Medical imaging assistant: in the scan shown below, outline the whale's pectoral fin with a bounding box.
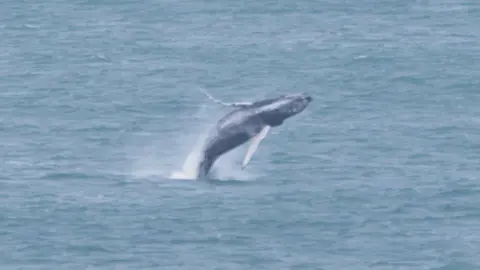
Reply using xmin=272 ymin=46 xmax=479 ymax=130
xmin=242 ymin=125 xmax=271 ymax=169
xmin=200 ymin=88 xmax=253 ymax=108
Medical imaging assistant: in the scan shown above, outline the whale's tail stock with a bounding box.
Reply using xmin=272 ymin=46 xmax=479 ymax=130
xmin=196 ymin=155 xmax=214 ymax=180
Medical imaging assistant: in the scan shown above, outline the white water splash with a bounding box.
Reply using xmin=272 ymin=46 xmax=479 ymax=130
xmin=169 ymin=133 xmax=207 ymax=180
xmin=128 ymin=100 xmax=261 ymax=182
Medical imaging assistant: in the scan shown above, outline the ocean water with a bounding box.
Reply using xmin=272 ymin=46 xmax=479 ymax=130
xmin=1 ymin=0 xmax=480 ymax=269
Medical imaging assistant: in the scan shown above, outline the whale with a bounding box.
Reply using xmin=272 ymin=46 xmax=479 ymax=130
xmin=195 ymin=89 xmax=313 ymax=179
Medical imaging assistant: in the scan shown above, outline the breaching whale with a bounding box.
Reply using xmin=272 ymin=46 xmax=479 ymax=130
xmin=195 ymin=89 xmax=312 ymax=179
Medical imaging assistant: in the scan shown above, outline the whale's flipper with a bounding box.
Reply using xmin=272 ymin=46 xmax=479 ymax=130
xmin=200 ymin=88 xmax=253 ymax=108
xmin=242 ymin=125 xmax=271 ymax=169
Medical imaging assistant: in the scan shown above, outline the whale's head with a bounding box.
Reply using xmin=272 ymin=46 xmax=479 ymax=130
xmin=257 ymin=93 xmax=312 ymax=127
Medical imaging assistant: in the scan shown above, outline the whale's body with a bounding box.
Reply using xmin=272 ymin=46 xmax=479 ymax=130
xmin=195 ymin=91 xmax=312 ymax=179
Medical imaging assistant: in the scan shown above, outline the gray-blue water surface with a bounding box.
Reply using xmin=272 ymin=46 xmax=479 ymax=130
xmin=1 ymin=0 xmax=480 ymax=269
